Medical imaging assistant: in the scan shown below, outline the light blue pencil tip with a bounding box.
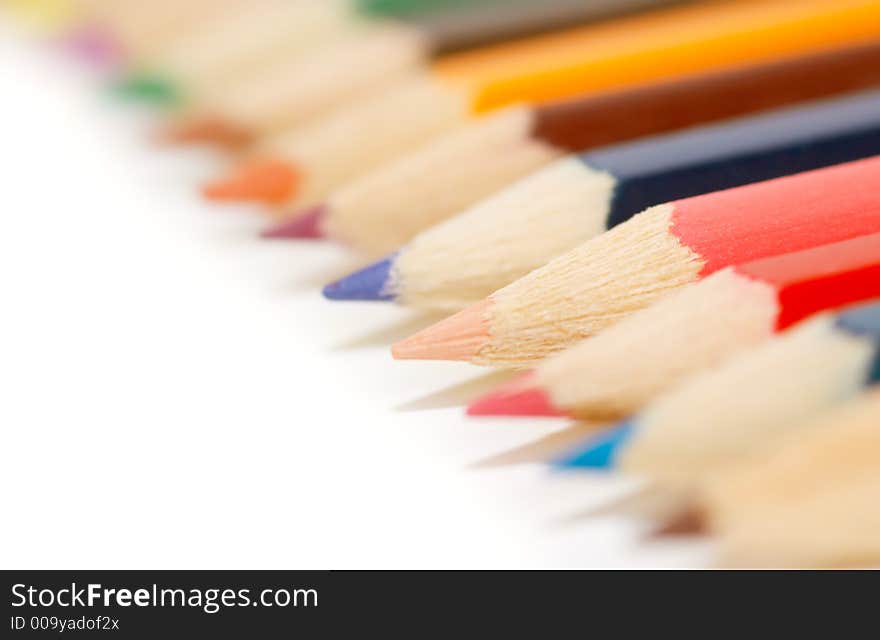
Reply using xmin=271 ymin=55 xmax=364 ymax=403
xmin=553 ymin=420 xmax=637 ymax=470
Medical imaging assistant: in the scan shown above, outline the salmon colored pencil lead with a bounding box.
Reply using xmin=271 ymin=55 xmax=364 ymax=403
xmin=392 ymin=300 xmax=491 ymax=362
xmin=203 ymin=159 xmax=299 ymax=204
xmin=260 ymin=206 xmax=327 ymax=240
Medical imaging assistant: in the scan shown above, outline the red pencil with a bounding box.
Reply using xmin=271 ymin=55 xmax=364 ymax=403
xmin=468 ymin=232 xmax=880 ymax=419
xmin=393 ymin=156 xmax=880 ymax=368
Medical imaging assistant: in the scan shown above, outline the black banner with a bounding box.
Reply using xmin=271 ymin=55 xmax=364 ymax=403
xmin=1 ymin=569 xmax=859 ymax=636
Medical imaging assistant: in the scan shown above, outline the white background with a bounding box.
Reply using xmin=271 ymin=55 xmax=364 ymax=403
xmin=0 ymin=17 xmax=710 ymax=568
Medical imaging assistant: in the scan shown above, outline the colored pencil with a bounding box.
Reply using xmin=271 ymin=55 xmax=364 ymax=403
xmin=122 ymin=0 xmax=630 ymax=108
xmin=244 ymin=40 xmax=880 ymax=219
xmin=556 ymin=301 xmax=880 ymax=482
xmin=392 ymin=157 xmax=880 ymax=368
xmin=114 ymin=0 xmax=368 ymax=106
xmin=4 ymin=0 xmax=77 ymax=32
xmin=64 ymin=0 xmax=248 ymax=68
xmin=167 ymin=0 xmax=880 ymax=147
xmin=204 ymin=0 xmax=725 ymax=206
xmin=703 ymin=390 xmax=880 ymax=568
xmin=165 ymin=0 xmax=696 ymax=145
xmin=264 ymin=107 xmax=566 ymax=246
xmin=468 ymin=232 xmax=880 ymax=420
xmin=325 ymin=88 xmax=880 ymax=306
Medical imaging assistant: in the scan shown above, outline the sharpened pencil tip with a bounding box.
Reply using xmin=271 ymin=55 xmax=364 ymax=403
xmin=392 ymin=299 xmax=492 ymax=362
xmin=467 ymin=373 xmax=566 ymax=417
xmin=323 ymin=255 xmax=397 ymax=302
xmin=553 ymin=420 xmax=636 ymax=470
xmin=158 ymin=116 xmax=251 ymax=148
xmin=113 ymin=73 xmax=179 ymax=105
xmin=203 ymin=158 xmax=299 ymax=204
xmin=260 ymin=205 xmax=327 ymax=240
xmin=652 ymin=507 xmax=708 ymax=537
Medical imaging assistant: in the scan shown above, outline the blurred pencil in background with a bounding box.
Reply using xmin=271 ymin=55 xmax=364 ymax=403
xmin=703 ymin=390 xmax=880 ymax=568
xmin=121 ymin=0 xmax=650 ymax=109
xmin=202 ymin=0 xmax=709 ymax=208
xmin=161 ymin=0 xmax=693 ymax=147
xmin=256 ymin=0 xmax=880 ymax=250
xmin=254 ymin=38 xmax=880 ymax=227
xmin=61 ymin=0 xmax=251 ymax=69
xmin=113 ymin=0 xmax=366 ymax=107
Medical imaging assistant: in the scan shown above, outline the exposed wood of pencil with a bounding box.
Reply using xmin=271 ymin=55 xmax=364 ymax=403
xmin=88 ymin=0 xmax=247 ymax=63
xmin=148 ymin=0 xmax=356 ymax=98
xmin=392 ymin=157 xmax=615 ymax=309
xmin=704 ymin=391 xmax=880 ymax=568
xmin=392 ymin=203 xmax=702 ymax=366
xmin=172 ymin=23 xmax=432 ymax=141
xmin=320 ymin=106 xmax=564 ymax=255
xmin=211 ymin=74 xmax=470 ymax=207
xmin=620 ymin=316 xmax=877 ymax=484
xmin=529 ymin=269 xmax=779 ymax=419
xmin=484 ymin=232 xmax=880 ymax=420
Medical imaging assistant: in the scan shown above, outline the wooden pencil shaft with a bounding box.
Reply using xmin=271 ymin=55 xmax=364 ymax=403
xmin=151 ymin=1 xmax=354 ymax=88
xmin=90 ymin=0 xmax=245 ymax=60
xmin=619 ymin=314 xmax=880 ymax=487
xmin=706 ymin=392 xmax=880 ymax=567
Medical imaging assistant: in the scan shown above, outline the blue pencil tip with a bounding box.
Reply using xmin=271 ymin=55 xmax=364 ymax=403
xmin=323 ymin=255 xmax=397 ymax=301
xmin=554 ymin=420 xmax=637 ymax=470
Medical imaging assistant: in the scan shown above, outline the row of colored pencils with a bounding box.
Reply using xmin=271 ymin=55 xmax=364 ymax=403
xmin=12 ymin=0 xmax=880 ymax=568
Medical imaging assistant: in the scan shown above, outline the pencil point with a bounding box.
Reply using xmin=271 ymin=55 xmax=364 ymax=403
xmin=467 ymin=373 xmax=566 ymax=417
xmin=113 ymin=73 xmax=179 ymax=106
xmin=158 ymin=117 xmax=251 ymax=148
xmin=61 ymin=25 xmax=121 ymax=67
xmin=203 ymin=158 xmax=299 ymax=204
xmin=323 ymin=255 xmax=397 ymax=301
xmin=554 ymin=420 xmax=636 ymax=470
xmin=260 ymin=205 xmax=327 ymax=240
xmin=392 ymin=299 xmax=492 ymax=362
xmin=652 ymin=507 xmax=708 ymax=537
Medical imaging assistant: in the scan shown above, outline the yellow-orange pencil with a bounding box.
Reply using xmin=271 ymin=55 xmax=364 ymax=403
xmin=251 ymin=0 xmax=880 ymax=245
